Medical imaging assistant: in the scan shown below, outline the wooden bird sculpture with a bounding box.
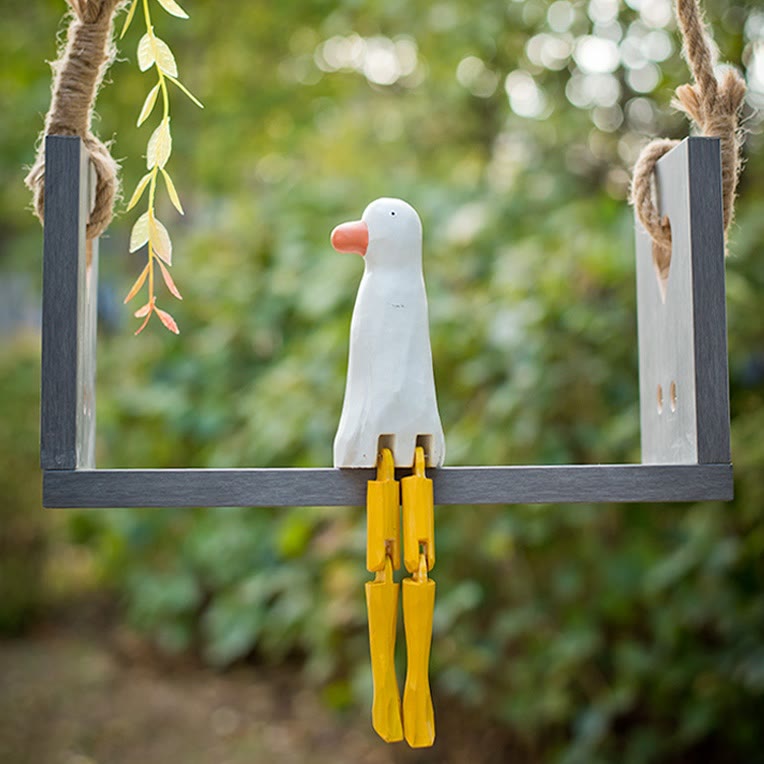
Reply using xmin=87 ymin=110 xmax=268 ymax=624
xmin=331 ymin=198 xmax=445 ymax=469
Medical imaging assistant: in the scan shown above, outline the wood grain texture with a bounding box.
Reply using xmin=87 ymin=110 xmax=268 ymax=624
xmin=635 ymin=137 xmax=730 ymax=465
xmin=41 ymin=136 xmax=99 ymax=470
xmin=688 ymin=140 xmax=731 ymax=463
xmin=41 ymin=136 xmax=91 ymax=469
xmin=44 ymin=464 xmax=733 ymax=508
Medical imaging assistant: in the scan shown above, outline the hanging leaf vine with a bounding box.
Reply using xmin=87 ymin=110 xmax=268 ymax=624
xmin=121 ymin=0 xmax=203 ymax=335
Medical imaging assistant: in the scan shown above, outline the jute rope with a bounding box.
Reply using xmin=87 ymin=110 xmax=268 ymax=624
xmin=631 ymin=0 xmax=746 ymax=276
xmin=25 ymin=0 xmax=125 ymax=240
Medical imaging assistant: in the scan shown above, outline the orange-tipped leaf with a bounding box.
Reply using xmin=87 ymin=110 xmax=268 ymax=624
xmin=158 ymin=260 xmax=183 ymax=300
xmin=156 ymin=307 xmax=180 ymax=334
xmin=124 ymin=263 xmax=150 ymax=304
xmin=134 ymin=300 xmax=153 ymax=318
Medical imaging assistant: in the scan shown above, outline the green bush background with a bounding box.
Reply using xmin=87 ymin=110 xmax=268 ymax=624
xmin=1 ymin=0 xmax=763 ymax=760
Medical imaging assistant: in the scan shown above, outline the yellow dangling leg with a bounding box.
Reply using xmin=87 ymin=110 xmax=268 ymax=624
xmin=366 ymin=556 xmax=402 ymax=742
xmin=401 ymin=446 xmax=436 ymax=748
xmin=365 ymin=448 xmax=403 ymax=743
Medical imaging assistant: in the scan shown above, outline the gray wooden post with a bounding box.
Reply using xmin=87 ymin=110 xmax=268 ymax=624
xmin=40 ymin=136 xmax=98 ymax=470
xmin=39 ymin=136 xmax=732 ymax=508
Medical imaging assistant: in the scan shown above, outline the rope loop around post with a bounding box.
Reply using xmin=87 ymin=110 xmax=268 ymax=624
xmin=25 ymin=0 xmax=125 ymax=240
xmin=630 ymin=0 xmax=746 ymax=263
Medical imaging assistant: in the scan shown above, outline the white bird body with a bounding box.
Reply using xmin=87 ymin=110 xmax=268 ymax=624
xmin=332 ymin=198 xmax=445 ymax=468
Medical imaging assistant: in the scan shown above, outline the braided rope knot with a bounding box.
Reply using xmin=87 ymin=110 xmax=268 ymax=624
xmin=25 ymin=0 xmax=124 ymax=239
xmin=630 ymin=0 xmax=746 ymax=264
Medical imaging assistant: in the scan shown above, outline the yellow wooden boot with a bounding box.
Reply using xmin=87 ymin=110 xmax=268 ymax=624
xmin=366 ymin=557 xmax=403 ymax=742
xmin=365 ymin=448 xmax=403 ymax=743
xmin=401 ymin=446 xmax=436 ymax=748
xmin=402 ymin=556 xmax=436 ymax=747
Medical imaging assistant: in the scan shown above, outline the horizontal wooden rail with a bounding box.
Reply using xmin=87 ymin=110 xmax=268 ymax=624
xmin=44 ymin=464 xmax=733 ymax=508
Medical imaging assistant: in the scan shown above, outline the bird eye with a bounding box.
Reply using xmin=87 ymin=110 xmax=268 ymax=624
xmin=390 ymin=211 xmax=396 ymax=216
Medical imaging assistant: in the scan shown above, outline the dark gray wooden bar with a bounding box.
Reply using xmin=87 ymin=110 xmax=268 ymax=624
xmin=44 ymin=464 xmax=733 ymax=508
xmin=40 ymin=135 xmax=734 ymax=509
xmin=41 ymin=136 xmax=97 ymax=469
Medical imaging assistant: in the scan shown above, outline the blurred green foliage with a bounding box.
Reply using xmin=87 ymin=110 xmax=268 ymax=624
xmin=2 ymin=0 xmax=764 ymax=760
xmin=0 ymin=338 xmax=47 ymax=634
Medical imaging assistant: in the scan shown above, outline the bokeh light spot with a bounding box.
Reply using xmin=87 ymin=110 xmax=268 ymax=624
xmin=574 ymin=36 xmax=620 ymax=74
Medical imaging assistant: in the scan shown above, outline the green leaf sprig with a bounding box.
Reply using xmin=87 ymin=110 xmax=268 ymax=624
xmin=121 ymin=0 xmax=203 ymax=335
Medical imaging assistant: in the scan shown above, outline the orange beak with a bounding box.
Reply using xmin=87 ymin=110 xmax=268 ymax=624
xmin=331 ymin=220 xmax=369 ymax=256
